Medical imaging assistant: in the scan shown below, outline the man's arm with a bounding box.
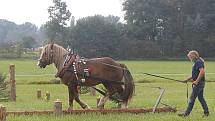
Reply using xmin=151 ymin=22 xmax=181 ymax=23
xmin=183 ymin=76 xmax=192 ymax=83
xmin=193 ymin=68 xmax=205 ymax=85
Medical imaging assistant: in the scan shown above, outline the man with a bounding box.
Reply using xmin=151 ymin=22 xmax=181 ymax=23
xmin=178 ymin=50 xmax=209 ymax=117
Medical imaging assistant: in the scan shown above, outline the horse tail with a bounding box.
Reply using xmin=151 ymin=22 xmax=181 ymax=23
xmin=120 ymin=63 xmax=135 ymax=104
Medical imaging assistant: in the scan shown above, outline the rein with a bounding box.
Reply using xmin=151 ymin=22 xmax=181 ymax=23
xmin=141 ymin=72 xmax=184 ymax=83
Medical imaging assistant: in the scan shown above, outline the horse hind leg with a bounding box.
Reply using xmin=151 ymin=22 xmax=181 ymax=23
xmin=118 ymin=101 xmax=128 ymax=109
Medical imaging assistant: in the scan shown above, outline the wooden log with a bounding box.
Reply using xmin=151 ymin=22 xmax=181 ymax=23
xmin=0 ymin=105 xmax=6 ymax=121
xmin=9 ymin=64 xmax=16 ymax=101
xmin=37 ymin=89 xmax=42 ymax=99
xmin=54 ymin=99 xmax=62 ymax=116
xmin=6 ymin=107 xmax=176 ymax=116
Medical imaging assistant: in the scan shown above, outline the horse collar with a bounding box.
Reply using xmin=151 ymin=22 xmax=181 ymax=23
xmin=73 ymin=61 xmax=79 ymax=82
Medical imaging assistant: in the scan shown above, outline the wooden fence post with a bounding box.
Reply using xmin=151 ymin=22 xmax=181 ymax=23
xmin=37 ymin=89 xmax=42 ymax=99
xmin=54 ymin=99 xmax=62 ymax=116
xmin=9 ymin=64 xmax=16 ymax=101
xmin=0 ymin=105 xmax=6 ymax=121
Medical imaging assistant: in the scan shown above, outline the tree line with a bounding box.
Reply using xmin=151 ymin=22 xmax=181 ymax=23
xmin=0 ymin=20 xmax=43 ymax=58
xmin=1 ymin=0 xmax=215 ymax=59
xmin=45 ymin=0 xmax=215 ymax=59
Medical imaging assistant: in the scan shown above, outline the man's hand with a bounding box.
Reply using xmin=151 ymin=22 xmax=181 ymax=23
xmin=192 ymin=80 xmax=198 ymax=85
xmin=183 ymin=76 xmax=192 ymax=83
xmin=182 ymin=79 xmax=188 ymax=83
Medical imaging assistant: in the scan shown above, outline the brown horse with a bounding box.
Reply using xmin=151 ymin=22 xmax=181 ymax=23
xmin=37 ymin=43 xmax=134 ymax=109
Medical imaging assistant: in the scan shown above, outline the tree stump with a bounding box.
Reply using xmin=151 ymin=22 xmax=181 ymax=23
xmin=37 ymin=89 xmax=42 ymax=99
xmin=45 ymin=91 xmax=50 ymax=101
xmin=54 ymin=99 xmax=62 ymax=116
xmin=0 ymin=105 xmax=6 ymax=121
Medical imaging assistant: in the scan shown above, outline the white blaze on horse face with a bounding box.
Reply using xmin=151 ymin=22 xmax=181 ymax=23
xmin=37 ymin=45 xmax=46 ymax=66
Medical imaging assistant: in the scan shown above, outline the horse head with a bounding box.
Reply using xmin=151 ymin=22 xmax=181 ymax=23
xmin=37 ymin=43 xmax=54 ymax=68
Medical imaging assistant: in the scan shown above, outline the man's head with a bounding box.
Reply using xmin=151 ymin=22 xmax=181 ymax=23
xmin=187 ymin=50 xmax=200 ymax=61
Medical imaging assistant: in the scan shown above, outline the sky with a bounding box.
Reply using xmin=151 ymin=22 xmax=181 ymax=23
xmin=0 ymin=0 xmax=124 ymax=27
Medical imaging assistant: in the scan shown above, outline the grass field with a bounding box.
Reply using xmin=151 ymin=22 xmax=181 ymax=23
xmin=0 ymin=59 xmax=215 ymax=121
xmin=1 ymin=59 xmax=215 ymax=84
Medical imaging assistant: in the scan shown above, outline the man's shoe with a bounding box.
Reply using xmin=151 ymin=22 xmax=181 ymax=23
xmin=203 ymin=112 xmax=209 ymax=117
xmin=178 ymin=113 xmax=189 ymax=117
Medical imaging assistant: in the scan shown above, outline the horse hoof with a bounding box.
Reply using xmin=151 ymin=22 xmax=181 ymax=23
xmin=83 ymin=104 xmax=91 ymax=110
xmin=97 ymin=105 xmax=104 ymax=109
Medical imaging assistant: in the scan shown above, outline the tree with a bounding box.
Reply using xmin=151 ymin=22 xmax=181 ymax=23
xmin=0 ymin=42 xmax=23 ymax=58
xmin=122 ymin=0 xmax=215 ymax=58
xmin=44 ymin=0 xmax=71 ymax=47
xmin=69 ymin=15 xmax=123 ymax=58
xmin=122 ymin=0 xmax=172 ymax=56
xmin=22 ymin=36 xmax=38 ymax=49
xmin=0 ymin=20 xmax=41 ymax=44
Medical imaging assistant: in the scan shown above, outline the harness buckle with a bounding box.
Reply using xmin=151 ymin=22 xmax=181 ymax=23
xmin=84 ymin=69 xmax=90 ymax=77
xmin=81 ymin=78 xmax=86 ymax=83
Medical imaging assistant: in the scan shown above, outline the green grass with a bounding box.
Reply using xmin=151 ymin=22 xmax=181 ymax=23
xmin=1 ymin=60 xmax=215 ymax=84
xmin=0 ymin=59 xmax=56 ymax=84
xmin=3 ymin=83 xmax=215 ymax=121
xmin=0 ymin=59 xmax=215 ymax=120
xmin=123 ymin=60 xmax=215 ymax=82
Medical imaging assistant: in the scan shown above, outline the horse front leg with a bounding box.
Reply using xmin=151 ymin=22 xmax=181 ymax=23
xmin=68 ymin=85 xmax=90 ymax=109
xmin=75 ymin=95 xmax=91 ymax=109
xmin=75 ymin=86 xmax=90 ymax=109
xmin=68 ymin=86 xmax=75 ymax=111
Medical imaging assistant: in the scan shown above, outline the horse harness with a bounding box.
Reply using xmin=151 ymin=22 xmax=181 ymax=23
xmin=55 ymin=54 xmax=124 ymax=86
xmin=56 ymin=54 xmax=88 ymax=83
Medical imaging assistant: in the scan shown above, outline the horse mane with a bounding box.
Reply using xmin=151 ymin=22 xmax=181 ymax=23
xmin=43 ymin=43 xmax=68 ymax=70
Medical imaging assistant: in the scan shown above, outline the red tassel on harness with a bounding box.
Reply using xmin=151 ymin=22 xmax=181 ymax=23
xmin=88 ymin=67 xmax=92 ymax=73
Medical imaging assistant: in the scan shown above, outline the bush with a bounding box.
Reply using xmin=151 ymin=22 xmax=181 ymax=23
xmin=0 ymin=72 xmax=9 ymax=102
xmin=0 ymin=42 xmax=24 ymax=58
